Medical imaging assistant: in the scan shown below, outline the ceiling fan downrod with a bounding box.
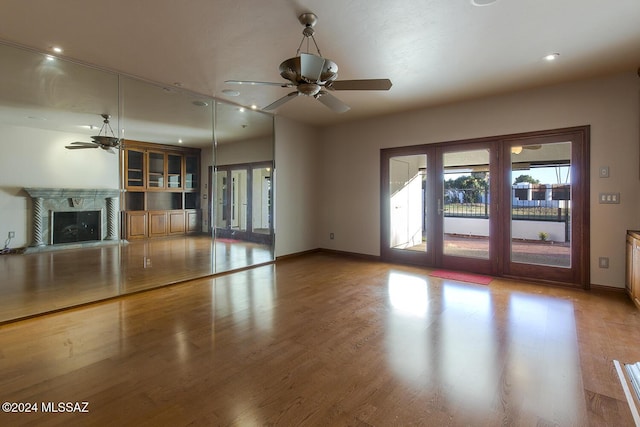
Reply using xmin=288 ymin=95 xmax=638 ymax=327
xmin=296 ymin=13 xmax=323 ymax=57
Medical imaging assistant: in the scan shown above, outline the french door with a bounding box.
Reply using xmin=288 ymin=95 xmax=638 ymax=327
xmin=213 ymin=162 xmax=273 ymax=244
xmin=381 ymin=126 xmax=589 ymax=287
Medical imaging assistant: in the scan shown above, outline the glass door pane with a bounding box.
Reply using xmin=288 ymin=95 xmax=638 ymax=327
xmin=231 ymin=169 xmax=247 ymax=232
xmin=442 ymin=149 xmax=490 ymax=260
xmin=510 ymin=142 xmax=571 ymax=268
xmin=147 ymin=151 xmax=165 ymax=188
xmin=252 ymin=166 xmax=272 ymax=235
xmin=215 ymin=170 xmax=228 ymax=229
xmin=389 ymin=154 xmax=427 ymax=252
xmin=167 ymin=153 xmax=182 ymax=189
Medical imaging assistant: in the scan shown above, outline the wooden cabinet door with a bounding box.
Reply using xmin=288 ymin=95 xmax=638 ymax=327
xmin=126 ymin=212 xmax=147 ymax=239
xmin=125 ymin=149 xmax=145 ymax=189
xmin=148 ymin=211 xmax=167 ymax=237
xmin=186 ymin=210 xmax=201 ymax=233
xmin=147 ymin=151 xmax=166 ymax=189
xmin=633 ymin=239 xmax=640 ymax=307
xmin=626 ymin=235 xmax=633 ymax=297
xmin=169 ymin=211 xmax=186 ymax=234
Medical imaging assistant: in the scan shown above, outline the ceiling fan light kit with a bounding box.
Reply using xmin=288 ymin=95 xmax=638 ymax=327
xmin=65 ymin=114 xmax=120 ymax=153
xmin=225 ymin=12 xmax=392 ymax=113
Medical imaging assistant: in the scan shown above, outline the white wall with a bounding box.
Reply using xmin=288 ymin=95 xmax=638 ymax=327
xmin=216 ymin=136 xmax=273 ymax=165
xmin=0 ymin=123 xmax=119 ymax=247
xmin=274 ymin=116 xmax=321 ymax=257
xmin=319 ymin=72 xmax=640 ymax=288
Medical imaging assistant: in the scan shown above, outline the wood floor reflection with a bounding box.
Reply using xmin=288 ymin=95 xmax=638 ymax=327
xmin=0 ymin=235 xmax=273 ymax=322
xmin=0 ymin=252 xmax=638 ymax=425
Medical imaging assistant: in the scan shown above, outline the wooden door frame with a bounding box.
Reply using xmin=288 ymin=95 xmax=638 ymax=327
xmin=498 ymin=126 xmax=590 ymax=288
xmin=434 ymin=140 xmax=499 ymax=276
xmin=380 ymin=125 xmax=590 ymax=288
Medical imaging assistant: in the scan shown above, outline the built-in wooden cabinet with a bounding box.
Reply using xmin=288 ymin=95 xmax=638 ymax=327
xmin=625 ymin=230 xmax=640 ymax=308
xmin=122 ymin=140 xmax=201 ymax=240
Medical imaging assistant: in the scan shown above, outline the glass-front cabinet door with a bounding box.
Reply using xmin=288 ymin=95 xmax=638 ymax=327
xmin=125 ymin=149 xmax=145 ymax=188
xmin=167 ymin=153 xmax=182 ymax=189
xmin=185 ymin=154 xmax=199 ymax=190
xmin=147 ymin=151 xmax=165 ymax=188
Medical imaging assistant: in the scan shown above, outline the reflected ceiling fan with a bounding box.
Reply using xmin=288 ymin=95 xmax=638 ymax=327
xmin=65 ymin=114 xmax=120 ymax=153
xmin=225 ymin=13 xmax=392 ymax=113
xmin=511 ymin=144 xmax=542 ymax=154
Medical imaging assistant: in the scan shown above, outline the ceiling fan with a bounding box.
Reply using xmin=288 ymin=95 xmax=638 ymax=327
xmin=65 ymin=114 xmax=120 ymax=153
xmin=225 ymin=13 xmax=392 ymax=113
xmin=512 ymin=144 xmax=542 ymax=154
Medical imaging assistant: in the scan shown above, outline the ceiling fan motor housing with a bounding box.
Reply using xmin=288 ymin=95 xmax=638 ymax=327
xmin=298 ymin=83 xmax=321 ymax=96
xmin=279 ymin=54 xmax=338 ymax=86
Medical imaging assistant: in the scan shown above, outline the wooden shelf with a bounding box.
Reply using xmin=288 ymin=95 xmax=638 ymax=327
xmin=122 ymin=140 xmax=201 ymax=239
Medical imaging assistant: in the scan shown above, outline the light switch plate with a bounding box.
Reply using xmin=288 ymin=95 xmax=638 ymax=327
xmin=599 ymin=192 xmax=620 ymax=204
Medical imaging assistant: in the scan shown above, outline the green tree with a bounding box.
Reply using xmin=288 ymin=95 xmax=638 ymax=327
xmin=444 ymin=173 xmax=488 ymax=203
xmin=513 ymin=174 xmax=540 ymax=185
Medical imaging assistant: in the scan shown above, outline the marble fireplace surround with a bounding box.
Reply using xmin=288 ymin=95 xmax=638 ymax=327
xmin=24 ymin=188 xmax=121 ymax=252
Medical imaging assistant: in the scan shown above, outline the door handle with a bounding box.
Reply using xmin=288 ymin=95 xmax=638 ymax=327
xmin=438 ymin=199 xmax=443 ymax=215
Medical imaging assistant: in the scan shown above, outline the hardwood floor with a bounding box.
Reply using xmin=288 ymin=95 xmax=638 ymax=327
xmin=0 ymin=235 xmax=273 ymax=322
xmin=0 ymin=252 xmax=638 ymax=426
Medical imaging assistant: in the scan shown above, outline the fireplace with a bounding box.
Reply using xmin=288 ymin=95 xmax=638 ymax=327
xmin=24 ymin=188 xmax=121 ymax=252
xmin=52 ymin=211 xmax=101 ymax=244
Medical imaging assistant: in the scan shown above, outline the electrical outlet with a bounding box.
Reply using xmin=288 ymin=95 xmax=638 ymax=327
xmin=8 ymin=231 xmax=15 ymax=239
xmin=598 ymin=257 xmax=609 ymax=268
xmin=329 ymin=233 xmax=335 ymax=240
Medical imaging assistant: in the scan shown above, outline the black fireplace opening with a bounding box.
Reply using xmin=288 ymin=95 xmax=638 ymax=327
xmin=52 ymin=211 xmax=101 ymax=244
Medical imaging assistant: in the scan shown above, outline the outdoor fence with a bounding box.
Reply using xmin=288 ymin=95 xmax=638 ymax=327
xmin=443 ymin=186 xmax=571 ymax=241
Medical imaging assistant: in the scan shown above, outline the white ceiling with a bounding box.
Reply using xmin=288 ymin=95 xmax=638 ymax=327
xmin=0 ymin=0 xmax=639 ymax=127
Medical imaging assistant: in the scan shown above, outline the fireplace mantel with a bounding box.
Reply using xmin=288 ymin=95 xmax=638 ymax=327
xmin=24 ymin=187 xmax=121 ymax=251
xmin=25 ymin=188 xmax=121 ymax=199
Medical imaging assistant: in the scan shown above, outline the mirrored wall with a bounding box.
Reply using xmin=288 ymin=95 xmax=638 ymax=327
xmin=0 ymin=41 xmax=274 ymax=322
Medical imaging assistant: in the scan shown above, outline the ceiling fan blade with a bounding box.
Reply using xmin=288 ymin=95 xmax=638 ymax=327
xmin=299 ymin=53 xmax=325 ymax=82
xmin=225 ymin=80 xmax=291 ymax=87
xmin=329 ymin=79 xmax=393 ymax=91
xmin=263 ymin=91 xmax=300 ymax=111
xmin=315 ymin=91 xmax=350 ymax=113
xmin=65 ymin=142 xmax=99 ymax=149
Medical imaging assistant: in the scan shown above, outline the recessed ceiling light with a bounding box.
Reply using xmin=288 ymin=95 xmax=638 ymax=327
xmin=178 ymin=139 xmax=183 ymax=144
xmin=192 ymin=100 xmax=209 ymax=107
xmin=471 ymin=0 xmax=498 ymax=6
xmin=544 ymin=53 xmax=560 ymax=61
xmin=51 ymin=46 xmax=63 ymax=54
xmin=222 ymin=89 xmax=240 ymax=97
xmin=239 ymin=107 xmax=245 ymax=112
xmin=45 ymin=55 xmax=55 ymax=61
xmin=250 ymin=104 xmax=258 ymax=110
